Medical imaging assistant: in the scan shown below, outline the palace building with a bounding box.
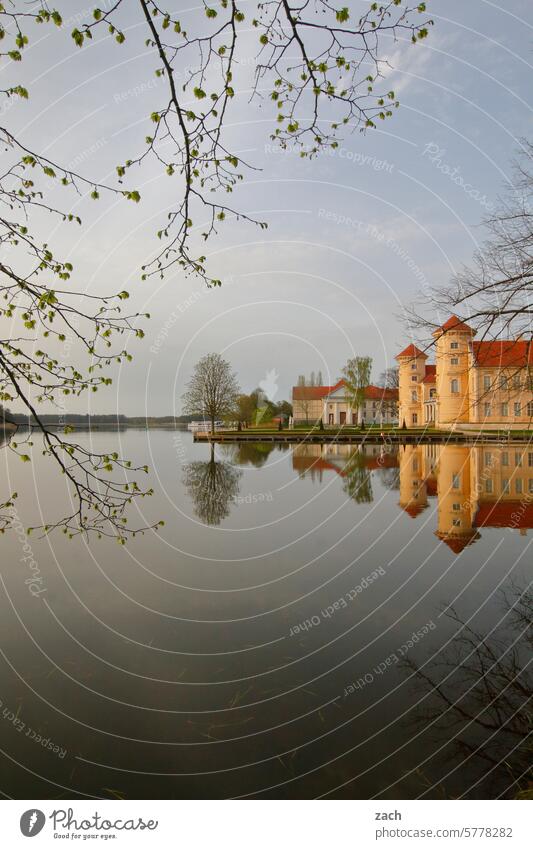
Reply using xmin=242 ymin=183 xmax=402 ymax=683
xmin=397 ymin=316 xmax=533 ymax=430
xmin=292 ymin=380 xmax=398 ymax=426
xmin=398 ymin=443 xmax=533 ymax=552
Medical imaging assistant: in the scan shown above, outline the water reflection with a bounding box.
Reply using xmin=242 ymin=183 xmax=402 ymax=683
xmin=0 ymin=431 xmax=531 ymax=800
xmin=402 ymin=581 xmax=533 ymax=799
xmin=292 ymin=442 xmax=533 ymax=547
xmin=182 ymin=445 xmax=243 ymax=526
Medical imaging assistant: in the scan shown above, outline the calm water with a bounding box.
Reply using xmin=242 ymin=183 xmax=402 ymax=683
xmin=0 ymin=430 xmax=530 ymax=799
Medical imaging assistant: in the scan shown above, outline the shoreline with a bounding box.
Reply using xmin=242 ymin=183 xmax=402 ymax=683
xmin=193 ymin=429 xmax=533 ymax=445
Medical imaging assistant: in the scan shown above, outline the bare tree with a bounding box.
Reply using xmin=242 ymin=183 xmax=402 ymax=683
xmin=342 ymin=356 xmax=373 ymax=424
xmin=378 ymin=366 xmax=399 ymax=421
xmin=0 ymin=2 xmax=432 ymax=535
xmin=415 ymin=142 xmax=533 ymax=342
xmin=403 ymin=584 xmax=532 ymax=799
xmin=182 ymin=353 xmax=240 ymax=434
xmin=379 ymin=366 xmax=400 ymax=389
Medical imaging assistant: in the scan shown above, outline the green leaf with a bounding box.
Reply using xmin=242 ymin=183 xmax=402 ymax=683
xmin=72 ymin=28 xmax=84 ymax=47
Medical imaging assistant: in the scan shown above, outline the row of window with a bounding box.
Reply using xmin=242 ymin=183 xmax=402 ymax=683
xmin=483 ymin=374 xmax=533 ymax=391
xmin=451 ymin=477 xmax=533 ymax=498
xmin=409 ymin=368 xmax=533 ymax=391
xmin=482 ymin=401 xmax=533 ymax=417
xmin=484 ymin=451 xmax=533 ymax=467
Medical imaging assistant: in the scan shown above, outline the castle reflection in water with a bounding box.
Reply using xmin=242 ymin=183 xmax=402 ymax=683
xmin=292 ymin=442 xmax=533 ymax=553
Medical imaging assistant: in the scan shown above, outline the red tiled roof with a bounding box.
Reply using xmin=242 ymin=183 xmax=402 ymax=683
xmin=362 ymin=384 xmax=399 ymax=401
xmin=292 ymin=381 xmax=398 ymax=401
xmin=438 ymin=536 xmax=475 ymax=554
xmin=425 ymin=477 xmax=437 ymax=497
xmin=422 ymin=364 xmax=436 ymax=383
xmin=292 ymin=456 xmax=346 ymax=477
xmin=396 ymin=344 xmax=427 ymax=360
xmin=472 ymin=340 xmax=533 ymax=368
xmin=361 ymin=453 xmax=398 ymax=470
xmin=435 ymin=530 xmax=480 ymax=553
xmin=437 ymin=315 xmax=474 ymax=334
xmin=402 ymin=503 xmax=427 ymax=518
xmin=474 ymin=501 xmax=533 ymax=529
xmin=292 ymin=379 xmax=343 ymax=401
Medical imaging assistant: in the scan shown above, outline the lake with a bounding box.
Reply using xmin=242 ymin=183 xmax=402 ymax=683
xmin=0 ymin=430 xmax=530 ymax=799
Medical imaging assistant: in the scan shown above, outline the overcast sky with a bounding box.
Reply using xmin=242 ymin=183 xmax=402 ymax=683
xmin=3 ymin=0 xmax=532 ymax=414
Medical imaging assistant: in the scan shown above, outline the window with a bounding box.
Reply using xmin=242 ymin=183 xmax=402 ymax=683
xmin=451 ymin=357 xmax=459 ymax=365
xmin=412 ymin=413 xmax=418 ymax=425
xmin=527 ymin=402 xmax=533 ymax=417
xmin=528 ymin=452 xmax=533 ymax=467
xmin=411 ymin=363 xmax=417 ymax=370
xmin=502 ymin=478 xmax=510 ymax=494
xmin=430 ymin=388 xmax=436 ymax=398
xmin=501 ymin=402 xmax=509 ymax=417
xmin=501 ymin=452 xmax=509 ymax=466
xmin=500 ymin=375 xmax=508 ymax=390
xmin=451 ymin=379 xmax=459 ymax=393
xmin=452 ymin=473 xmax=460 ymax=490
xmin=485 ymin=479 xmax=493 ymax=494
xmin=516 ymin=452 xmax=523 ymax=467
xmin=452 ymin=503 xmax=460 ymax=511
xmin=514 ymin=402 xmax=521 ymax=417
xmin=484 ymin=403 xmax=491 ymax=417
xmin=411 ymin=375 xmax=418 ymax=382
xmin=352 ymin=413 xmax=357 ymax=425
xmin=483 ymin=374 xmax=491 ymax=392
xmin=516 ymin=479 xmax=523 ymax=495
xmin=411 ymin=391 xmax=418 ymax=402
xmin=529 ymin=479 xmax=533 ymax=494
xmin=452 ymin=518 xmax=461 ymax=527
xmin=484 ymin=452 xmax=492 ymax=466
xmin=513 ymin=375 xmax=521 ymax=390
xmin=450 ymin=342 xmax=459 ymax=350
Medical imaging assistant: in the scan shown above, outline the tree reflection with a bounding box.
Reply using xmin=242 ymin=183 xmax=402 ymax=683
xmin=227 ymin=442 xmax=278 ymax=468
xmin=183 ymin=446 xmax=242 ymax=526
xmin=342 ymin=449 xmax=373 ymax=504
xmin=403 ymin=582 xmax=532 ymax=799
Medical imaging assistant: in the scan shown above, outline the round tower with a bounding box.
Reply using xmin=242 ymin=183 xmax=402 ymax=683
xmin=435 ymin=445 xmax=480 ymax=553
xmin=433 ymin=316 xmax=475 ymax=429
xmin=398 ymin=445 xmax=428 ymax=517
xmin=395 ymin=344 xmax=427 ymax=428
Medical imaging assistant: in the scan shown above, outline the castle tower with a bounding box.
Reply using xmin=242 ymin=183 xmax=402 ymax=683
xmin=396 ymin=344 xmax=427 ymax=428
xmin=435 ymin=445 xmax=480 ymax=553
xmin=433 ymin=316 xmax=475 ymax=429
xmin=398 ymin=445 xmax=428 ymax=517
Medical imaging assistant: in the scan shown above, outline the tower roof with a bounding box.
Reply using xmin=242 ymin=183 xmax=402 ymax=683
xmin=434 ymin=315 xmax=475 ymax=335
xmin=396 ymin=343 xmax=427 ymax=360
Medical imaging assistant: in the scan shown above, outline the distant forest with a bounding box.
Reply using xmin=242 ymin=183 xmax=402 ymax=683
xmin=0 ymin=410 xmax=195 ymax=427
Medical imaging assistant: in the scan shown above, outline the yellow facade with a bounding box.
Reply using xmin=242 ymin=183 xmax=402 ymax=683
xmin=397 ymin=317 xmax=533 ymax=431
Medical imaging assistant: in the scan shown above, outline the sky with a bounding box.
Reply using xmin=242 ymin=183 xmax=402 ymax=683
xmin=2 ymin=0 xmax=533 ymax=415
